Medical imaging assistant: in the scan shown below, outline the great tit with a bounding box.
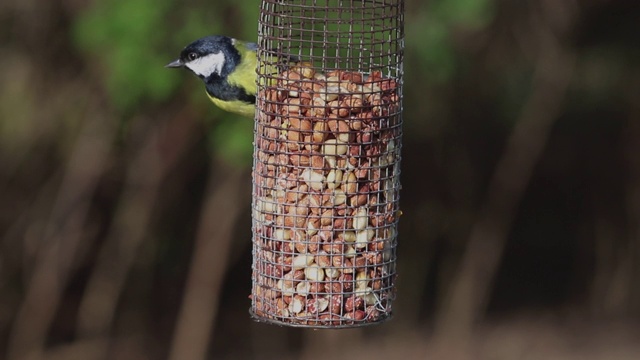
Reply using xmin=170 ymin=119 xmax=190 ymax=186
xmin=166 ymin=35 xmax=259 ymax=117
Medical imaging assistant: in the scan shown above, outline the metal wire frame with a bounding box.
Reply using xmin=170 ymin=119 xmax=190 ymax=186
xmin=251 ymin=0 xmax=404 ymax=328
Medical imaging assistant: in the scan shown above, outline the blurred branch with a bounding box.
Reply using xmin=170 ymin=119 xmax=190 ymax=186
xmin=621 ymin=71 xmax=640 ymax=317
xmin=7 ymin=111 xmax=115 ymax=360
xmin=38 ymin=338 xmax=109 ymax=360
xmin=436 ymin=0 xmax=577 ymax=341
xmin=302 ymin=328 xmax=364 ymax=358
xmin=75 ymin=111 xmax=196 ymax=349
xmin=74 ymin=122 xmax=162 ymax=345
xmin=168 ymin=162 xmax=247 ymax=360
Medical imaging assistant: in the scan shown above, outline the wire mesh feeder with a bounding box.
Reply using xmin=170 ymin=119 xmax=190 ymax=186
xmin=251 ymin=0 xmax=404 ymax=328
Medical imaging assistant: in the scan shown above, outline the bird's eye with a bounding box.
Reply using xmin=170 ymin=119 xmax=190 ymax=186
xmin=187 ymin=52 xmax=198 ymax=61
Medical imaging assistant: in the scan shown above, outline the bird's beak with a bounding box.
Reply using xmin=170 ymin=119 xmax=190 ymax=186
xmin=165 ymin=59 xmax=183 ymax=68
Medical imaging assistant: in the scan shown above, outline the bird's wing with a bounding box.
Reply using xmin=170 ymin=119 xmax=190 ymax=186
xmin=231 ymin=40 xmax=302 ymax=89
xmin=227 ymin=43 xmax=259 ymax=96
xmin=246 ymin=42 xmax=258 ymax=51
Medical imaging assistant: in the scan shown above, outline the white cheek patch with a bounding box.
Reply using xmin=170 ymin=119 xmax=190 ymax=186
xmin=186 ymin=52 xmax=226 ymax=77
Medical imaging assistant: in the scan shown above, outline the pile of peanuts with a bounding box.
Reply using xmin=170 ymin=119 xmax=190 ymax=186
xmin=251 ymin=63 xmax=401 ymax=326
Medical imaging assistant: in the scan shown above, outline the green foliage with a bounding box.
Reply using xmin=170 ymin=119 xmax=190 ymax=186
xmin=237 ymin=0 xmax=260 ymax=37
xmin=407 ymin=0 xmax=495 ymax=83
xmin=73 ymin=0 xmax=256 ymax=165
xmin=73 ymin=0 xmax=183 ymax=112
xmin=209 ymin=116 xmax=254 ymax=168
xmin=432 ymin=0 xmax=494 ymax=28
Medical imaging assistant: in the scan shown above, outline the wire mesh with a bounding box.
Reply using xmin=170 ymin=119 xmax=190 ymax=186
xmin=251 ymin=0 xmax=404 ymax=328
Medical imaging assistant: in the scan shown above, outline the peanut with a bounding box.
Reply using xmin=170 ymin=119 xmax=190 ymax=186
xmin=252 ymin=66 xmax=400 ymax=326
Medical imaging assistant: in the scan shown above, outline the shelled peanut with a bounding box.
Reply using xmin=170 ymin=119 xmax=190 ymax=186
xmin=251 ymin=63 xmax=401 ymax=326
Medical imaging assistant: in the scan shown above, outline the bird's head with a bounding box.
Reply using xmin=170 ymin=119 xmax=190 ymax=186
xmin=166 ymin=35 xmax=242 ymax=79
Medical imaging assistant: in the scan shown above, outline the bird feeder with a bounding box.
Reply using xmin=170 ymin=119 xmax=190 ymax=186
xmin=251 ymin=0 xmax=404 ymax=328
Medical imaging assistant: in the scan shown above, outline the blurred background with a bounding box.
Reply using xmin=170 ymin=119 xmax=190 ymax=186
xmin=1 ymin=0 xmax=639 ymax=359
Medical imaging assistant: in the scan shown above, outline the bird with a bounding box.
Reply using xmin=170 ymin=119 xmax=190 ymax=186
xmin=166 ymin=35 xmax=260 ymax=118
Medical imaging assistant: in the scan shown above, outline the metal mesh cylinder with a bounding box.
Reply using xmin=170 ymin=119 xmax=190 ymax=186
xmin=251 ymin=0 xmax=403 ymax=328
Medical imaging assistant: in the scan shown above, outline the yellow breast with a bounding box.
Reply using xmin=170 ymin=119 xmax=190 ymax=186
xmin=209 ymin=94 xmax=256 ymax=118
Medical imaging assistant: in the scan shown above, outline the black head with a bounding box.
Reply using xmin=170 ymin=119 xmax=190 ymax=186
xmin=165 ymin=35 xmax=241 ymax=79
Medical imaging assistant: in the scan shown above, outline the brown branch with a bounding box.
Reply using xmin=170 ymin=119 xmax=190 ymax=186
xmin=168 ymin=163 xmax=248 ymax=360
xmin=7 ymin=113 xmax=114 ymax=360
xmin=621 ymin=71 xmax=640 ymax=317
xmin=436 ymin=1 xmax=577 ymax=341
xmin=75 ymin=112 xmax=196 ymax=346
